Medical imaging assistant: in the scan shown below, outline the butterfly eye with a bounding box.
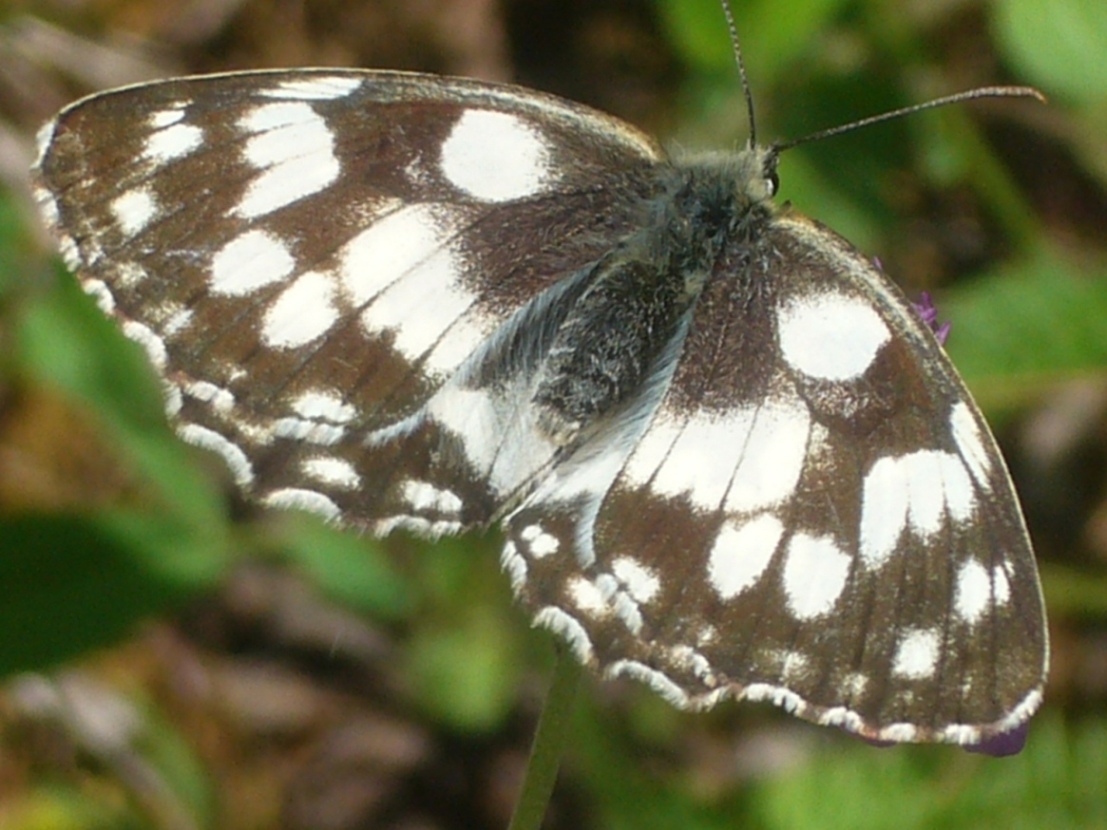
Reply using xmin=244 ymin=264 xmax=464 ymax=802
xmin=766 ymin=171 xmax=780 ymax=196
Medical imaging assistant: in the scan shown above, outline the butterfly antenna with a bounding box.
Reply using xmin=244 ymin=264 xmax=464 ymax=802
xmin=720 ymin=0 xmax=758 ymax=149
xmin=774 ymin=85 xmax=1046 ymax=153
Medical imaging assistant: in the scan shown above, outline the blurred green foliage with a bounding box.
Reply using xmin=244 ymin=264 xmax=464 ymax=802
xmin=1 ymin=0 xmax=1106 ymax=828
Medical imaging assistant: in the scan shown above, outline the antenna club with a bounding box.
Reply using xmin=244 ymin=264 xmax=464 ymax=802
xmin=774 ymin=85 xmax=1047 ymax=154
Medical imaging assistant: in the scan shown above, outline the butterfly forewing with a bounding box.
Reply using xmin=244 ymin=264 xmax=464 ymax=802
xmin=36 ymin=70 xmax=663 ymax=525
xmin=33 ymin=67 xmax=1046 ymax=747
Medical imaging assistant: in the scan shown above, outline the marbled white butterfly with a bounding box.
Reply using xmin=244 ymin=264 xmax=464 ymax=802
xmin=32 ymin=50 xmax=1047 ymax=751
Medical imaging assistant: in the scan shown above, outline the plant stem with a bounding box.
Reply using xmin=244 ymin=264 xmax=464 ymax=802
xmin=507 ymin=646 xmax=583 ymax=830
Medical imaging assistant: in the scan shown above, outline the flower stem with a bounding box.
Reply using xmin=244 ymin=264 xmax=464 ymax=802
xmin=507 ymin=646 xmax=582 ymax=830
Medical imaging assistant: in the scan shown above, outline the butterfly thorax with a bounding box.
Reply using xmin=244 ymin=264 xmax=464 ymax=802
xmin=531 ymin=148 xmax=776 ymax=446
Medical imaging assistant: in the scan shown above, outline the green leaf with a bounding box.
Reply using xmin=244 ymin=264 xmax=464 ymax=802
xmin=274 ymin=514 xmax=413 ymax=620
xmin=994 ymin=0 xmax=1107 ymax=103
xmin=16 ymin=268 xmax=224 ymax=528
xmin=405 ymin=538 xmax=524 ymax=733
xmin=656 ymin=0 xmax=853 ymax=85
xmin=139 ymin=705 xmax=218 ymax=829
xmin=752 ymin=715 xmax=1106 ymax=830
xmin=0 ymin=190 xmax=38 ymax=297
xmin=942 ymin=250 xmax=1107 ymax=409
xmin=17 ymin=268 xmax=168 ymax=431
xmin=0 ymin=511 xmax=227 ymax=677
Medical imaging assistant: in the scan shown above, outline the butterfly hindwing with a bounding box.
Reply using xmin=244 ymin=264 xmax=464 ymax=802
xmin=505 ymin=212 xmax=1044 ymax=743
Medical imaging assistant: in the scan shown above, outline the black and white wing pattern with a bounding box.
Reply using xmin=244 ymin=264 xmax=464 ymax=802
xmin=32 ymin=68 xmax=1047 ymax=748
xmin=505 ymin=212 xmax=1046 ymax=745
xmin=34 ymin=70 xmax=664 ymax=528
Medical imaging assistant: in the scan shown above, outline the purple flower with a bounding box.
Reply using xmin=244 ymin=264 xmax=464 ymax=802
xmin=912 ymin=291 xmax=952 ymax=346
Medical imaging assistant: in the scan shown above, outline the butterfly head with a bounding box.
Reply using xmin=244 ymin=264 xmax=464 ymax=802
xmin=672 ymin=142 xmax=779 ymax=220
xmin=731 ymin=141 xmax=780 ymax=203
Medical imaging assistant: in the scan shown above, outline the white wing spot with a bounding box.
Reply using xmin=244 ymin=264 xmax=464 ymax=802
xmin=725 ymin=399 xmax=810 ymax=512
xmin=612 ymin=593 xmax=644 ymax=635
xmin=782 ymin=532 xmax=851 ymax=619
xmin=892 ymin=628 xmax=941 ymax=679
xmin=905 ymin=450 xmax=976 ymax=535
xmin=818 ymin=706 xmax=865 ymax=733
xmin=767 ymin=648 xmax=811 ymax=682
xmin=500 ymin=541 xmax=528 ymax=593
xmin=668 ymin=645 xmax=716 ymax=686
xmin=239 ymin=100 xmax=322 ymax=135
xmin=903 ymin=451 xmax=947 ymax=537
xmin=340 ymin=203 xmax=450 ymax=305
xmin=258 ymin=75 xmax=361 ymax=100
xmin=993 ymin=565 xmax=1011 ymax=606
xmin=262 ymin=487 xmax=340 ymax=519
xmin=143 ymin=123 xmax=202 ymax=164
xmin=178 ymin=424 xmax=254 ymax=486
xmin=273 ymin=418 xmax=344 ymax=445
xmin=262 ymin=270 xmax=338 ymax=348
xmin=111 ymin=261 xmax=149 ymax=288
xmin=235 ymin=102 xmax=339 ymax=218
xmin=149 ymin=107 xmax=185 ymax=128
xmin=612 ymin=557 xmax=660 ymax=604
xmin=620 ymin=413 xmax=679 ymax=490
xmin=937 ymin=452 xmax=975 ymax=522
xmin=440 ymin=109 xmax=553 ymax=202
xmin=842 ymin=672 xmax=869 ymax=698
xmin=121 ymin=321 xmax=167 ymax=370
xmin=291 ymin=390 xmax=357 ymax=424
xmin=210 ymin=230 xmax=295 ymax=296
xmin=33 ymin=122 xmax=55 ymax=169
xmin=340 ymin=204 xmax=479 ymax=374
xmin=519 ymin=524 xmax=559 ymax=558
xmin=567 ymin=576 xmax=609 ymax=616
xmin=400 ymin=480 xmax=463 ymax=516
xmin=422 ymin=308 xmax=495 ymax=377
xmin=954 ymin=559 xmax=991 ymax=624
xmin=697 ymin=625 xmax=718 ymax=647
xmin=374 ymin=515 xmax=462 ymax=538
xmin=950 ymin=401 xmax=993 ymax=483
xmin=34 ymin=185 xmax=59 ymax=233
xmin=778 ymin=292 xmax=891 ymax=381
xmin=83 ymin=280 xmax=114 ymax=314
xmin=164 ymin=386 xmax=183 ymax=417
xmin=277 ymin=390 xmax=357 ymax=445
xmin=533 ymin=607 xmax=593 ymax=663
xmin=423 ymin=391 xmax=498 ymax=479
xmin=742 ymin=683 xmax=806 ymax=716
xmin=878 ymin=723 xmax=919 ymax=743
xmin=183 ymin=380 xmax=235 ymax=412
xmin=59 ymin=234 xmax=82 ymax=270
xmin=360 ymin=245 xmax=471 ymax=368
xmin=860 ymin=449 xmax=977 ymax=567
xmin=626 ymin=399 xmax=808 ymax=513
xmin=162 ymin=306 xmax=194 ymax=338
xmin=110 ymin=188 xmax=158 ymax=237
xmin=302 ymin=456 xmax=360 ymax=490
xmin=860 ymin=454 xmax=909 ymax=567
xmin=708 ymin=514 xmax=783 ymax=600
xmin=606 ymin=660 xmax=690 ymax=709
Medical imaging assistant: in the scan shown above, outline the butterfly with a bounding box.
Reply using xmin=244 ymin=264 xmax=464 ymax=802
xmin=31 ymin=59 xmax=1047 ymax=751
